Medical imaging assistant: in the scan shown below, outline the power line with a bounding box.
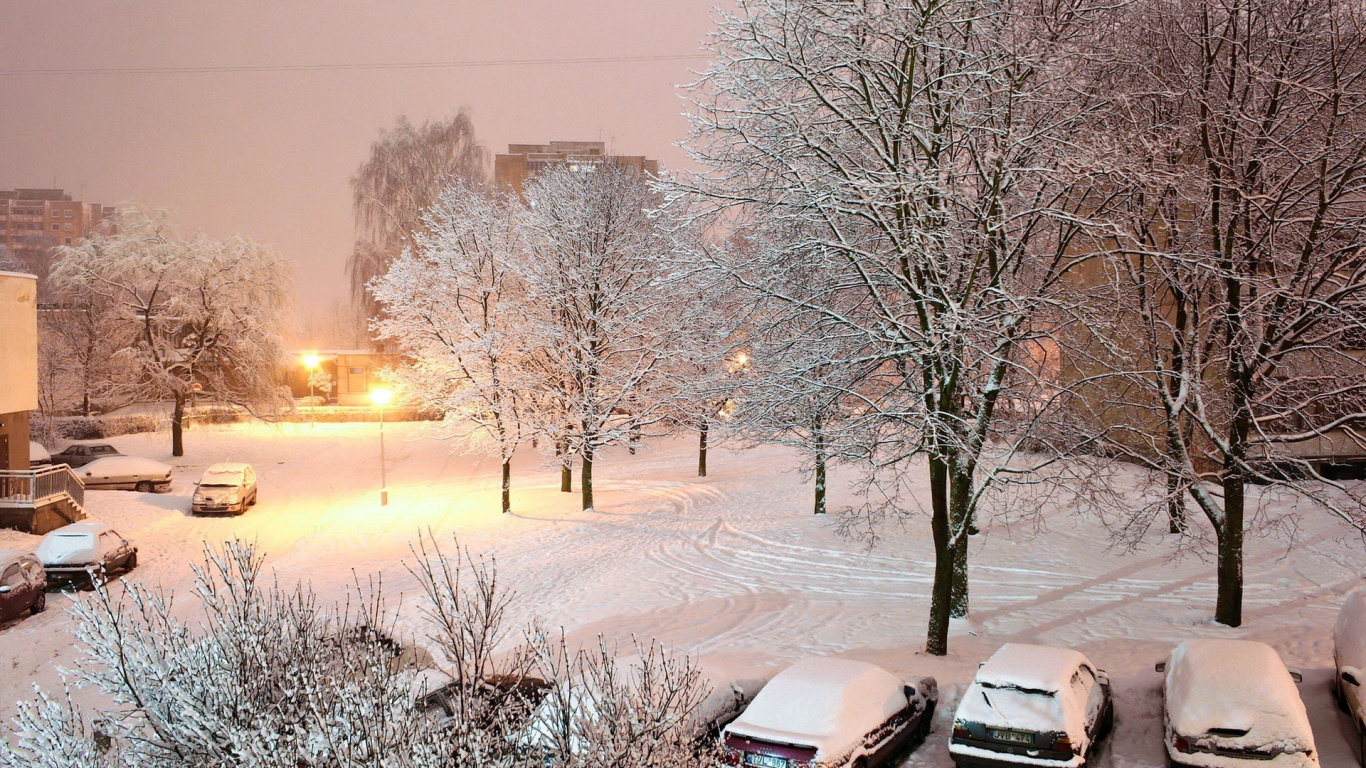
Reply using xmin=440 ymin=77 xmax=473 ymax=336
xmin=0 ymin=53 xmax=711 ymax=78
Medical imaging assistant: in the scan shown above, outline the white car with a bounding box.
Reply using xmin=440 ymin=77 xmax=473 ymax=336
xmin=29 ymin=441 xmax=51 ymax=468
xmin=721 ymin=658 xmax=937 ymax=768
xmin=1159 ymin=639 xmax=1317 ymax=767
xmin=950 ymin=643 xmax=1112 ymax=767
xmin=192 ymin=463 xmax=258 ymax=515
xmin=77 ymin=455 xmax=173 ymax=492
xmin=35 ymin=520 xmax=138 ymax=587
xmin=1336 ymin=589 xmax=1366 ymax=765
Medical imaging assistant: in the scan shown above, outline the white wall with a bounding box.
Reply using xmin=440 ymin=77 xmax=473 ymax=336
xmin=0 ymin=272 xmax=38 ymax=414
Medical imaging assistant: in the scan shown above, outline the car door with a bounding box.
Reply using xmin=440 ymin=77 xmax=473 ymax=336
xmin=82 ymin=459 xmax=109 ymax=488
xmin=1074 ymin=667 xmax=1105 ymax=737
xmin=0 ymin=564 xmax=26 ymax=621
xmin=245 ymin=467 xmax=257 ymax=501
xmin=108 ymin=530 xmax=132 ymax=569
xmin=65 ymin=446 xmax=87 ymax=467
xmin=96 ymin=532 xmax=121 ymax=570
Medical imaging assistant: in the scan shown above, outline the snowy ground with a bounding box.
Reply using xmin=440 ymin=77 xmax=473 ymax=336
xmin=2 ymin=421 xmax=1363 ymax=767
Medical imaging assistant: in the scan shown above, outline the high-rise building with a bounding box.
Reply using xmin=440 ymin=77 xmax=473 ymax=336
xmin=494 ymin=141 xmax=660 ymax=196
xmin=0 ymin=189 xmax=115 ymax=289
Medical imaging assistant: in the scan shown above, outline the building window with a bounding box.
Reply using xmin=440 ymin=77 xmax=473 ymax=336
xmin=51 ymin=210 xmax=60 ymax=218
xmin=349 ymin=366 xmax=365 ymax=375
xmin=64 ymin=210 xmax=73 ymax=218
xmin=64 ymin=238 xmax=72 ymax=244
xmin=63 ymin=223 xmax=72 ymax=232
xmin=51 ymin=223 xmax=59 ymax=230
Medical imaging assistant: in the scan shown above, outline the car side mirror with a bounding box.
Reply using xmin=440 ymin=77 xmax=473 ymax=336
xmin=1288 ymin=668 xmax=1303 ymax=684
xmin=979 ymin=661 xmax=986 ymax=669
xmin=1155 ymin=661 xmax=1167 ymax=673
xmin=1344 ymin=671 xmax=1361 ymax=687
xmin=0 ymin=585 xmax=10 ymax=594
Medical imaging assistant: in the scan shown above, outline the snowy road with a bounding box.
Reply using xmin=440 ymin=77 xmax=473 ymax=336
xmin=1 ymin=421 xmax=1363 ymax=767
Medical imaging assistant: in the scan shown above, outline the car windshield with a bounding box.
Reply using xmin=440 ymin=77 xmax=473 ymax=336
xmin=200 ymin=472 xmax=241 ymax=487
xmin=980 ymin=682 xmax=1057 ymax=697
xmin=38 ymin=533 xmax=96 ymax=556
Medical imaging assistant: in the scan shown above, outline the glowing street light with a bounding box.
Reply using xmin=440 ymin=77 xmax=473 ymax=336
xmin=370 ymin=387 xmax=393 ymax=506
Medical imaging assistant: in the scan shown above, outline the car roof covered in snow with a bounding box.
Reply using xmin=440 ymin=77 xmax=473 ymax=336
xmin=723 ymin=658 xmax=907 ymax=758
xmin=0 ymin=549 xmax=38 ymax=568
xmin=44 ymin=521 xmax=113 ymax=536
xmin=1336 ymin=589 xmax=1366 ymax=671
xmin=976 ymin=643 xmax=1092 ymax=693
xmin=82 ymin=455 xmax=171 ymax=473
xmin=1164 ymin=639 xmax=1314 ymax=752
xmin=29 ymin=442 xmax=50 ymax=461
xmin=203 ymin=462 xmax=251 ymax=474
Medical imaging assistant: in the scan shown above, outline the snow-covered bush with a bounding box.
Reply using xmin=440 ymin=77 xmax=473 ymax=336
xmin=52 ymin=414 xmax=160 ymax=441
xmin=1 ymin=538 xmax=718 ymax=768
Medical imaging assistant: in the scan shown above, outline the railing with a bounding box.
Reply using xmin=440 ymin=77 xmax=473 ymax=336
xmin=0 ymin=464 xmax=85 ymax=509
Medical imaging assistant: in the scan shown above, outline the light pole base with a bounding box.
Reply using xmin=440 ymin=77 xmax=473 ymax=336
xmin=380 ymin=489 xmax=389 ymax=506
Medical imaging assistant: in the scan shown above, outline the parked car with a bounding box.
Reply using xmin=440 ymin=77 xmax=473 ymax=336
xmin=950 ymin=643 xmax=1112 ymax=767
xmin=29 ymin=441 xmax=51 ymax=468
xmin=721 ymin=657 xmax=937 ymax=768
xmin=1159 ymin=639 xmax=1317 ymax=767
xmin=192 ymin=463 xmax=258 ymax=515
xmin=0 ymin=549 xmax=47 ymax=622
xmin=35 ymin=521 xmax=138 ymax=587
xmin=77 ymin=456 xmax=173 ymax=492
xmin=50 ymin=442 xmax=123 ymax=468
xmin=1337 ymin=590 xmax=1366 ymax=765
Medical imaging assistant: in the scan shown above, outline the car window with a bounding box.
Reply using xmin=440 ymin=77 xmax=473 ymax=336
xmin=246 ymin=468 xmax=255 ymax=484
xmin=97 ymin=532 xmax=116 ymax=556
xmin=1 ymin=565 xmax=23 ymax=588
xmin=95 ymin=446 xmax=115 ymax=454
xmin=21 ymin=561 xmax=43 ymax=583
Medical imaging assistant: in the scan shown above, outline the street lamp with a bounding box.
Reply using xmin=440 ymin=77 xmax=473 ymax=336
xmin=370 ymin=387 xmax=393 ymax=506
xmin=302 ymin=353 xmax=321 ymax=425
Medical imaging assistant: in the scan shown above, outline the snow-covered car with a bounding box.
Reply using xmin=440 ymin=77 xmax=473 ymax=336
xmin=721 ymin=657 xmax=937 ymax=768
xmin=77 ymin=455 xmax=173 ymax=492
xmin=1336 ymin=590 xmax=1366 ymax=765
xmin=0 ymin=550 xmax=47 ymax=622
xmin=29 ymin=441 xmax=51 ymax=468
xmin=50 ymin=442 xmax=122 ymax=468
xmin=36 ymin=521 xmax=138 ymax=587
xmin=949 ymin=643 xmax=1112 ymax=768
xmin=192 ymin=462 xmax=258 ymax=515
xmin=1158 ymin=639 xmax=1317 ymax=767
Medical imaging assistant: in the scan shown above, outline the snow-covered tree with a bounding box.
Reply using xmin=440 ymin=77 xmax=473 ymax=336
xmin=51 ymin=207 xmax=293 ymax=456
xmin=1087 ymin=0 xmax=1366 ymax=626
xmin=673 ymin=0 xmax=1119 ymax=654
xmin=37 ymin=289 xmax=133 ymax=416
xmin=519 ymin=164 xmax=700 ymax=511
xmin=373 ymin=181 xmax=535 ymax=514
xmin=350 ymin=112 xmax=487 ymax=321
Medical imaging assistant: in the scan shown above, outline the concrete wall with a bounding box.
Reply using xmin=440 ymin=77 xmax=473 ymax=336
xmin=0 ymin=271 xmax=38 ymax=470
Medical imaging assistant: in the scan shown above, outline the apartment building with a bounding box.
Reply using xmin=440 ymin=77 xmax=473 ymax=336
xmin=494 ymin=141 xmax=660 ymax=197
xmin=0 ymin=189 xmax=115 ymax=288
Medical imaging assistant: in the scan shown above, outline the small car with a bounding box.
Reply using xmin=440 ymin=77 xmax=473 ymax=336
xmin=50 ymin=442 xmax=123 ymax=468
xmin=192 ymin=462 xmax=258 ymax=515
xmin=77 ymin=455 xmax=173 ymax=492
xmin=36 ymin=521 xmax=138 ymax=587
xmin=721 ymin=658 xmax=937 ymax=768
xmin=950 ymin=643 xmax=1112 ymax=767
xmin=1159 ymin=639 xmax=1317 ymax=767
xmin=1336 ymin=591 xmax=1366 ymax=765
xmin=0 ymin=549 xmax=47 ymax=622
xmin=29 ymin=441 xmax=51 ymax=468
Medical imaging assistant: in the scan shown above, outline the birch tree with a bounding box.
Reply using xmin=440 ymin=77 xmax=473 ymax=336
xmin=372 ymin=181 xmax=535 ymax=514
xmin=1093 ymin=0 xmax=1366 ymax=626
xmin=673 ymin=0 xmax=1117 ymax=654
xmin=51 ymin=208 xmax=293 ymax=456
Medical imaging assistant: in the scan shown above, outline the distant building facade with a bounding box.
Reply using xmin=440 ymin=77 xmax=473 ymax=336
xmin=494 ymin=141 xmax=660 ymax=196
xmin=286 ymin=350 xmax=401 ymax=407
xmin=0 ymin=189 xmax=115 ymax=290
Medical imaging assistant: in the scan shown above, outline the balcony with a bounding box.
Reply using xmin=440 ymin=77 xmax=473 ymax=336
xmin=0 ymin=464 xmax=87 ymax=534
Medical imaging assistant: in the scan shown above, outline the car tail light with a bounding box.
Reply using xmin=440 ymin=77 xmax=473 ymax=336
xmin=1050 ymin=733 xmax=1074 ymax=753
xmin=1172 ymin=734 xmax=1193 ymax=754
xmin=952 ymin=723 xmax=970 ymax=740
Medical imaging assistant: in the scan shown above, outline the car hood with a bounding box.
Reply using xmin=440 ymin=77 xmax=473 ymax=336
xmin=196 ymin=485 xmax=242 ymax=502
xmin=36 ymin=542 xmax=97 ymax=566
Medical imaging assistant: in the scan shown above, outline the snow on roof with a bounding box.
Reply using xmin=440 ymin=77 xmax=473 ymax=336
xmin=203 ymin=462 xmax=251 ymax=474
xmin=723 ymin=657 xmax=907 ymax=759
xmin=83 ymin=456 xmax=171 ymax=474
xmin=976 ymin=643 xmax=1092 ymax=693
xmin=47 ymin=521 xmax=112 ymax=535
xmin=1164 ymin=639 xmax=1314 ymax=754
xmin=1336 ymin=589 xmax=1366 ymax=671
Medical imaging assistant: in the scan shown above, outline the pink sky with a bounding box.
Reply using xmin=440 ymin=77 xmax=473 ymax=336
xmin=0 ymin=0 xmax=719 ymax=315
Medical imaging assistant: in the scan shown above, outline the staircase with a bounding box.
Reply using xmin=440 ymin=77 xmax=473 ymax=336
xmin=0 ymin=464 xmax=87 ymax=534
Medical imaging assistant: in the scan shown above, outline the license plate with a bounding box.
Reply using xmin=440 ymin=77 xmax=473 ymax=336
xmin=988 ymin=729 xmax=1033 ymax=745
xmin=744 ymin=754 xmax=788 ymax=768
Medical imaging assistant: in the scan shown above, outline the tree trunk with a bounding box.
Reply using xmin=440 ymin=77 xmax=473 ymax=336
xmin=813 ymin=425 xmax=826 ymax=515
xmin=628 ymin=423 xmax=640 ymax=455
xmin=1215 ymin=475 xmax=1245 ymax=626
xmin=82 ymin=391 xmax=91 ymax=418
xmin=557 ymin=437 xmax=571 ymax=493
xmin=1166 ymin=470 xmax=1186 ymax=534
xmin=501 ymin=458 xmax=511 ymax=514
xmin=948 ymin=463 xmax=972 ymax=618
xmin=171 ymin=392 xmax=186 ymax=457
xmin=581 ymin=446 xmax=594 ymax=511
xmin=926 ymin=456 xmax=953 ymax=656
xmin=698 ymin=422 xmax=708 ymax=477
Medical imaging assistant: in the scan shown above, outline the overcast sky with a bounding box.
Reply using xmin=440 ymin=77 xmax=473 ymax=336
xmin=0 ymin=1 xmax=719 ymax=315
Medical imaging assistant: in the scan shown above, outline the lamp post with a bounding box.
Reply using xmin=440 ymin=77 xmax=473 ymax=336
xmin=370 ymin=387 xmax=393 ymax=506
xmin=302 ymin=354 xmax=321 ymax=424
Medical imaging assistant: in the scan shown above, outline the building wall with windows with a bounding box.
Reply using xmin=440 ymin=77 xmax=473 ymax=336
xmin=0 ymin=271 xmax=37 ymax=470
xmin=286 ymin=350 xmax=400 ymax=406
xmin=0 ymin=189 xmax=114 ymax=292
xmin=494 ymin=141 xmax=660 ymax=197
